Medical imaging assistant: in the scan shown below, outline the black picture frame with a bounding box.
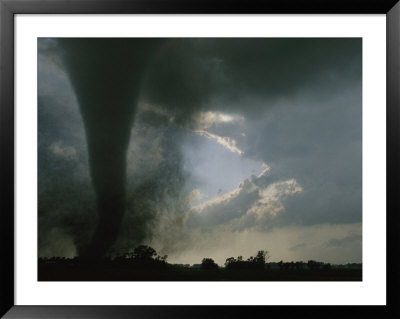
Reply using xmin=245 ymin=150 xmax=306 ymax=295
xmin=1 ymin=0 xmax=399 ymax=318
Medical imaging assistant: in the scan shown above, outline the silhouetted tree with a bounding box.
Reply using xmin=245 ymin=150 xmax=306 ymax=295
xmin=132 ymin=245 xmax=157 ymax=260
xmin=250 ymin=250 xmax=270 ymax=270
xmin=257 ymin=250 xmax=270 ymax=262
xmin=225 ymin=257 xmax=236 ymax=268
xmin=201 ymin=258 xmax=219 ymax=270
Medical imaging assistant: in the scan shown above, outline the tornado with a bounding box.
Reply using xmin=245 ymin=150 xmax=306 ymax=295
xmin=58 ymin=38 xmax=162 ymax=259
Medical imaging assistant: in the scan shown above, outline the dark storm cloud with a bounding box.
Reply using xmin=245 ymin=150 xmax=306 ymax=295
xmin=142 ymin=38 xmax=361 ymax=122
xmin=141 ymin=39 xmax=226 ymax=126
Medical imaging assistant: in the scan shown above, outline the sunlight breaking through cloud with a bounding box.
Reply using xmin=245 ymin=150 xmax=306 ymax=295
xmin=196 ymin=111 xmax=245 ymax=130
xmin=193 ymin=130 xmax=244 ymax=155
xmin=247 ymin=179 xmax=303 ymax=219
xmin=258 ymin=162 xmax=271 ymax=177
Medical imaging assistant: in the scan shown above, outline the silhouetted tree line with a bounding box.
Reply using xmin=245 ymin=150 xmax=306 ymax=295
xmin=39 ymin=246 xmax=361 ymax=271
xmin=39 ymin=245 xmax=168 ymax=270
xmin=223 ymin=250 xmax=270 ymax=270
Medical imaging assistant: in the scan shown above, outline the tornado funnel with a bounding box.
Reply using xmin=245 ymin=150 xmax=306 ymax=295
xmin=58 ymin=38 xmax=161 ymax=259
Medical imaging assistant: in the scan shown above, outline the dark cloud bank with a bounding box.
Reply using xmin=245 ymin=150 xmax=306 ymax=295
xmin=38 ymin=38 xmax=362 ymax=261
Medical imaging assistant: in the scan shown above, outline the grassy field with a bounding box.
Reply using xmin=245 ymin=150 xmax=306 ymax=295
xmin=38 ymin=264 xmax=362 ymax=281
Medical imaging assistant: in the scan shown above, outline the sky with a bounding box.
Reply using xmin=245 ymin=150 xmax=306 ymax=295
xmin=38 ymin=38 xmax=362 ymax=265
